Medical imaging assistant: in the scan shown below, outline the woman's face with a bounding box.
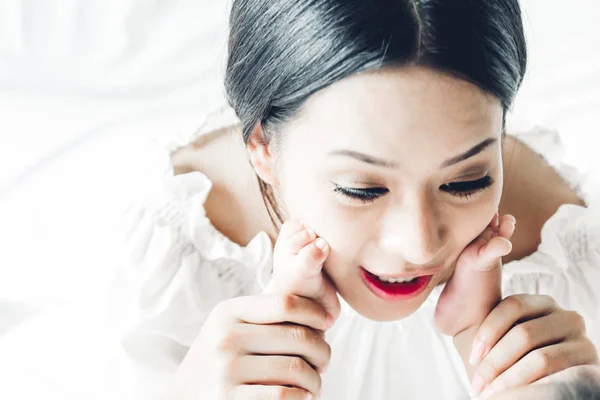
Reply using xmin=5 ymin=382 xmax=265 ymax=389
xmin=270 ymin=66 xmax=504 ymax=321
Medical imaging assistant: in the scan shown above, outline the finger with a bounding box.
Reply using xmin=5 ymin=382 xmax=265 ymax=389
xmin=479 ymin=338 xmax=599 ymax=398
xmin=229 ymin=384 xmax=312 ymax=400
xmin=285 ymin=227 xmax=318 ymax=255
xmin=228 ymin=323 xmax=331 ymax=374
xmin=470 ymin=294 xmax=559 ymax=366
xmin=222 ymin=294 xmax=333 ymax=332
xmin=473 ymin=310 xmax=587 ymax=388
xmin=231 ymin=355 xmax=322 ymax=397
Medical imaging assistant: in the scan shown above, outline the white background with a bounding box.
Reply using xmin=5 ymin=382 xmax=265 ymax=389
xmin=0 ymin=0 xmax=598 ymax=398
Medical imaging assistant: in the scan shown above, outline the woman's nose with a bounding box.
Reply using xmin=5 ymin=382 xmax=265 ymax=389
xmin=378 ymin=198 xmax=445 ymax=265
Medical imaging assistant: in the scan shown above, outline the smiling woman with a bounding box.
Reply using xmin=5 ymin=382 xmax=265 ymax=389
xmin=114 ymin=0 xmax=600 ymax=399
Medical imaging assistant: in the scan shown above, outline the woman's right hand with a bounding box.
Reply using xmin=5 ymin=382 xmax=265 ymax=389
xmin=161 ymin=292 xmax=333 ymax=400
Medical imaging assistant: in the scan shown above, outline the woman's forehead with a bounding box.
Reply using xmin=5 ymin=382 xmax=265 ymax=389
xmin=283 ymin=67 xmax=503 ymax=165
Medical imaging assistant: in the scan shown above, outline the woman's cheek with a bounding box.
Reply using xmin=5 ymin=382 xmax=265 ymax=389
xmin=279 ymin=178 xmax=368 ymax=251
xmin=453 ymin=192 xmax=501 ymax=250
xmin=314 ymin=203 xmax=373 ymax=281
xmin=316 ymin=203 xmax=370 ymax=253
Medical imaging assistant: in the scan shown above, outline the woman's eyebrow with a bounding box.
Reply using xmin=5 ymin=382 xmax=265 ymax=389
xmin=327 ymin=137 xmax=498 ymax=169
xmin=327 ymin=150 xmax=398 ymax=168
xmin=440 ymin=137 xmax=497 ymax=168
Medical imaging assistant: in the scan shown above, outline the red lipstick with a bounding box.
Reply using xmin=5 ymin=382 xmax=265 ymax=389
xmin=360 ymin=267 xmax=432 ymax=301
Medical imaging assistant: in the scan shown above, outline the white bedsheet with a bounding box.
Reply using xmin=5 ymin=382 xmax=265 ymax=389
xmin=0 ymin=1 xmax=598 ymax=399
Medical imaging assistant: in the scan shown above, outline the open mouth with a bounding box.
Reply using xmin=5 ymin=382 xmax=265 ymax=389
xmin=360 ymin=267 xmax=433 ymax=301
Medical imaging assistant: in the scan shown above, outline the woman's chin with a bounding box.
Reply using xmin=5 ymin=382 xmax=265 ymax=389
xmin=338 ymin=287 xmax=432 ymax=322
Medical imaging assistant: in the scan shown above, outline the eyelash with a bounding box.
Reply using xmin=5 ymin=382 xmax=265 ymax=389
xmin=333 ymin=175 xmax=494 ymax=203
xmin=333 ymin=185 xmax=390 ymax=203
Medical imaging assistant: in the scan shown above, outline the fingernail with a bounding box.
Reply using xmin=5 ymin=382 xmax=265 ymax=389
xmin=315 ymin=238 xmax=327 ymax=250
xmin=306 ymin=227 xmax=316 ymax=237
xmin=470 ymin=339 xmax=486 ymax=366
xmin=471 ymin=374 xmax=485 ymax=395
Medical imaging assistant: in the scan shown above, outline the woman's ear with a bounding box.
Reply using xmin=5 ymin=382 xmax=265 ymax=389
xmin=247 ymin=123 xmax=277 ymax=185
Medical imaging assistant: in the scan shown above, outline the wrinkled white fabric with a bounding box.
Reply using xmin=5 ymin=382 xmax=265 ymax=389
xmin=111 ymin=108 xmax=600 ymax=399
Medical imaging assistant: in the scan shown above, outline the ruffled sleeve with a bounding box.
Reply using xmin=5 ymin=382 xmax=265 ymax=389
xmin=501 ymin=127 xmax=600 ymax=351
xmin=502 ymin=204 xmax=600 ymax=348
xmin=109 ymin=111 xmax=274 ymax=398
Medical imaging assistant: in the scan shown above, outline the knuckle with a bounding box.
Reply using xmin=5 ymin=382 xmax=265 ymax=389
xmin=581 ymin=338 xmax=599 ymax=362
xmin=287 ymin=356 xmax=310 ymax=374
xmin=270 ymin=386 xmax=300 ymax=400
xmin=217 ymin=328 xmax=242 ymax=353
xmin=532 ymin=349 xmax=553 ymax=373
xmin=278 ymin=293 xmax=298 ymax=314
xmin=504 ymin=294 xmax=528 ymax=315
xmin=289 ymin=325 xmax=312 ymax=344
xmin=477 ymin=359 xmax=498 ymax=382
xmin=541 ymin=294 xmax=557 ymax=307
xmin=514 ymin=322 xmax=535 ymax=344
xmin=221 ymin=356 xmax=239 ymax=383
xmin=567 ymin=310 xmax=587 ymax=333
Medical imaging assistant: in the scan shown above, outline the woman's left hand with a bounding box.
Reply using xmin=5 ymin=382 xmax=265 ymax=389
xmin=470 ymin=293 xmax=599 ymax=398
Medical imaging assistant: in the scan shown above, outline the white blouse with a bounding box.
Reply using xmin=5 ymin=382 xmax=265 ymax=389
xmin=111 ymin=106 xmax=600 ymax=399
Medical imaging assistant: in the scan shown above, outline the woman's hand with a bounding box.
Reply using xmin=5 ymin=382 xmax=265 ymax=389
xmin=470 ymin=294 xmax=599 ymax=398
xmin=433 ymin=212 xmax=511 ymax=385
xmin=161 ymin=293 xmax=333 ymax=399
xmin=162 ymin=220 xmax=339 ymax=400
xmin=434 ymin=212 xmax=599 ymax=397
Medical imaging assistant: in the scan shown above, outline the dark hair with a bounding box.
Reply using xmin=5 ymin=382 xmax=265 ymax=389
xmin=225 ymin=0 xmax=528 ymax=226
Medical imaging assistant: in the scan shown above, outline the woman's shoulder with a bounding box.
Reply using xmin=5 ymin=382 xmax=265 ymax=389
xmin=499 ymin=125 xmax=600 ymax=263
xmin=118 ymin=105 xmax=275 ymax=286
xmin=170 ymin=123 xmax=276 ymax=247
xmin=501 ymin=202 xmax=600 ymax=342
xmin=506 ymin=125 xmax=599 ymax=208
xmin=113 ymin=110 xmax=277 ymax=335
xmin=500 ymin=127 xmax=600 ymax=327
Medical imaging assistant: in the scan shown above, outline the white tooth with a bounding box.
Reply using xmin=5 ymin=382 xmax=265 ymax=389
xmin=377 ymin=276 xmax=416 ymax=283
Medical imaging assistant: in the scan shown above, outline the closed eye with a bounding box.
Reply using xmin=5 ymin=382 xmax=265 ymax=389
xmin=333 ymin=175 xmax=493 ymax=204
xmin=333 ymin=184 xmax=389 ymax=203
xmin=440 ymin=175 xmax=494 ymax=199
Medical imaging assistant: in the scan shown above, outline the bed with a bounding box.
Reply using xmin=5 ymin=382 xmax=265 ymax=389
xmin=0 ymin=0 xmax=598 ymax=398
